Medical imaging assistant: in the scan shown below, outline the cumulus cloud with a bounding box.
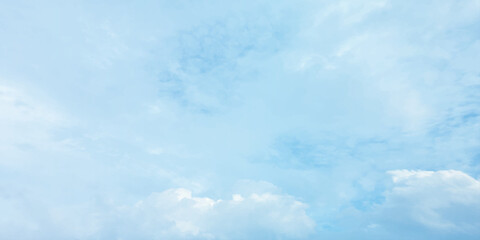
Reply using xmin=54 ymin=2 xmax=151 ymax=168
xmin=118 ymin=187 xmax=315 ymax=239
xmin=377 ymin=170 xmax=480 ymax=232
xmin=1 ymin=0 xmax=480 ymax=239
xmin=0 ymin=182 xmax=314 ymax=240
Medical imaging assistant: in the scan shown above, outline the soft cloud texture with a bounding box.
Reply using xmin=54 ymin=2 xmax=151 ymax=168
xmin=121 ymin=187 xmax=314 ymax=239
xmin=0 ymin=182 xmax=314 ymax=240
xmin=1 ymin=0 xmax=479 ymax=239
xmin=381 ymin=170 xmax=480 ymax=231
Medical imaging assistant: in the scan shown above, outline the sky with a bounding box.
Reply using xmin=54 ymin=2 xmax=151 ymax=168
xmin=0 ymin=0 xmax=480 ymax=239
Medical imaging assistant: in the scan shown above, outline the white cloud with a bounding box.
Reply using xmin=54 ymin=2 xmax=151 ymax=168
xmin=0 ymin=182 xmax=315 ymax=240
xmin=120 ymin=186 xmax=315 ymax=239
xmin=378 ymin=170 xmax=480 ymax=232
xmin=1 ymin=0 xmax=479 ymax=239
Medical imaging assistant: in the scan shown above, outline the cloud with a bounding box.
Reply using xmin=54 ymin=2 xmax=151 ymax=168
xmin=0 ymin=182 xmax=314 ymax=240
xmin=117 ymin=186 xmax=315 ymax=239
xmin=1 ymin=0 xmax=480 ymax=239
xmin=377 ymin=170 xmax=480 ymax=232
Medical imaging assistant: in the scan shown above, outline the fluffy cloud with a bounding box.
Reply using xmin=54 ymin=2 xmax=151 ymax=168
xmin=1 ymin=0 xmax=480 ymax=239
xmin=117 ymin=187 xmax=315 ymax=239
xmin=378 ymin=170 xmax=480 ymax=232
xmin=0 ymin=182 xmax=314 ymax=240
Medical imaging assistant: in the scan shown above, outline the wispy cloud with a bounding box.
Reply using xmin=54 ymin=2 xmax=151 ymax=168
xmin=1 ymin=0 xmax=479 ymax=239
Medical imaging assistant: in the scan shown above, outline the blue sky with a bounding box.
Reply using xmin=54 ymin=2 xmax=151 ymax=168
xmin=1 ymin=0 xmax=480 ymax=239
